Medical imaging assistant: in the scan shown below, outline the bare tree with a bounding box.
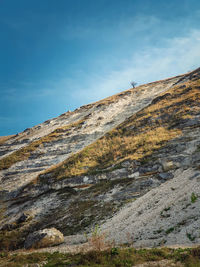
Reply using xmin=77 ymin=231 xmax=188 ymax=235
xmin=130 ymin=81 xmax=137 ymax=88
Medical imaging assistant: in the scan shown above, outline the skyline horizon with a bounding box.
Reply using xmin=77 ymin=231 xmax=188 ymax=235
xmin=2 ymin=66 xmax=199 ymax=136
xmin=1 ymin=0 xmax=200 ymax=136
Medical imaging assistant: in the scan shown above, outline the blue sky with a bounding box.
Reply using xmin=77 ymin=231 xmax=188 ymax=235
xmin=1 ymin=0 xmax=200 ymax=136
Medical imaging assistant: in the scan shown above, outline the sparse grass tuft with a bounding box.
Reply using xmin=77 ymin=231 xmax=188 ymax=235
xmin=186 ymin=232 xmax=196 ymax=242
xmin=0 ymin=135 xmax=14 ymax=146
xmin=165 ymin=227 xmax=175 ymax=235
xmin=0 ymin=230 xmax=24 ymax=251
xmin=87 ymin=225 xmax=111 ymax=251
xmin=191 ymin=193 xmax=198 ymax=203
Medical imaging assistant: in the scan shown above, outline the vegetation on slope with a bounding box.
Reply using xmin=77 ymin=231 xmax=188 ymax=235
xmin=0 ymin=119 xmax=85 ymax=171
xmin=41 ymin=79 xmax=200 ymax=180
xmin=0 ymin=247 xmax=200 ymax=266
xmin=0 ymin=135 xmax=14 ymax=146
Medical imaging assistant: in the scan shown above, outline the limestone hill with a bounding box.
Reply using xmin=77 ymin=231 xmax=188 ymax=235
xmin=0 ymin=68 xmax=200 ymax=251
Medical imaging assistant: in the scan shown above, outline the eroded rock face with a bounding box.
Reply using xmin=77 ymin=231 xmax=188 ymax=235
xmin=0 ymin=73 xmax=184 ymax=192
xmin=0 ymin=68 xmax=200 ymax=250
xmin=24 ymin=228 xmax=64 ymax=249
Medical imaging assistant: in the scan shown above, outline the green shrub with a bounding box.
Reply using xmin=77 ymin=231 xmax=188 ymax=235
xmin=165 ymin=227 xmax=175 ymax=234
xmin=186 ymin=232 xmax=195 ymax=241
xmin=191 ymin=193 xmax=198 ymax=203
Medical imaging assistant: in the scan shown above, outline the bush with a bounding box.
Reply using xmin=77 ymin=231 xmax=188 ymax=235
xmin=87 ymin=225 xmax=111 ymax=251
xmin=191 ymin=193 xmax=198 ymax=203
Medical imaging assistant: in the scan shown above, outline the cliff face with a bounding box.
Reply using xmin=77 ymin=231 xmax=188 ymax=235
xmin=0 ymin=68 xmax=200 ymax=249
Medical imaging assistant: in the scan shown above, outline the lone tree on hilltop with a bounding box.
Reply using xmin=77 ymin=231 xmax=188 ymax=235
xmin=130 ymin=81 xmax=137 ymax=88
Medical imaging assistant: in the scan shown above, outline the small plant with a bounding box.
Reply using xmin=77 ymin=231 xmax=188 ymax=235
xmin=111 ymin=247 xmax=119 ymax=255
xmin=163 ymin=206 xmax=171 ymax=212
xmin=191 ymin=192 xmax=198 ymax=203
xmin=88 ymin=225 xmax=108 ymax=251
xmin=160 ymin=210 xmax=171 ymax=218
xmin=126 ymin=232 xmax=134 ymax=246
xmin=0 ymin=251 xmax=8 ymax=258
xmin=153 ymin=229 xmax=163 ymax=234
xmin=165 ymin=227 xmax=174 ymax=234
xmin=187 ymin=232 xmax=196 ymax=241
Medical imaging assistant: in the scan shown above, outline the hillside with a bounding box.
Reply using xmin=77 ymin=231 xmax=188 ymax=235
xmin=0 ymin=68 xmax=200 ymax=252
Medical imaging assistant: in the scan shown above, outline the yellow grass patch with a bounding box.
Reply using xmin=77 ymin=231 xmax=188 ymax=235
xmin=0 ymin=119 xmax=85 ymax=171
xmin=41 ymin=79 xmax=200 ymax=180
xmin=0 ymin=135 xmax=14 ymax=146
xmin=43 ymin=126 xmax=181 ymax=179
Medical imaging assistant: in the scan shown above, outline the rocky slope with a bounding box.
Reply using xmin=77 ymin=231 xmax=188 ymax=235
xmin=0 ymin=68 xmax=200 ymax=250
xmin=0 ymin=73 xmax=184 ymax=192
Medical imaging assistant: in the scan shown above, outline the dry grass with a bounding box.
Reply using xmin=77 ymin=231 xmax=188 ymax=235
xmin=92 ymin=71 xmax=185 ymax=107
xmin=1 ymin=246 xmax=200 ymax=266
xmin=0 ymin=136 xmax=14 ymax=146
xmin=0 ymin=193 xmax=6 ymax=228
xmin=143 ymin=81 xmax=200 ymax=115
xmin=0 ymin=202 xmax=6 ymax=223
xmin=0 ymin=119 xmax=85 ymax=171
xmin=45 ymin=127 xmax=180 ymax=179
xmin=86 ymin=225 xmax=112 ymax=252
xmin=40 ymin=79 xmax=200 ymax=180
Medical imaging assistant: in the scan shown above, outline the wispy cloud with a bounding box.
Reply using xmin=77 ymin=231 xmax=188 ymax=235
xmin=2 ymin=28 xmax=199 ymax=109
xmin=60 ymin=29 xmax=200 ymax=104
